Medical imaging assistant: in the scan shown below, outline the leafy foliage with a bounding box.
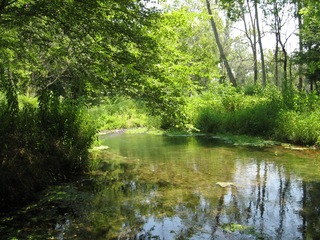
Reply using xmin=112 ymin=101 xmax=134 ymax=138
xmin=191 ymin=84 xmax=281 ymax=136
xmin=190 ymin=83 xmax=320 ymax=146
xmin=0 ymin=0 xmax=188 ymax=203
xmin=2 ymin=0 xmax=320 ymax=207
xmin=88 ymin=96 xmax=161 ymax=131
xmin=296 ymin=0 xmax=320 ymax=92
xmin=0 ymin=96 xmax=96 ymax=204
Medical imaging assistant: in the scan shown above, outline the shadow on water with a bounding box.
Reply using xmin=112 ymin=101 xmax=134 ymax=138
xmin=1 ymin=133 xmax=320 ymax=239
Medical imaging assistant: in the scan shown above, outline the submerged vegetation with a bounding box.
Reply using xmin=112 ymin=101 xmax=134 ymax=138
xmin=3 ymin=133 xmax=320 ymax=239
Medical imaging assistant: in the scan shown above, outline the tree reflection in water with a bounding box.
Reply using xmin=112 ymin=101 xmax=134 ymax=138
xmin=2 ymin=134 xmax=320 ymax=239
xmin=84 ymin=134 xmax=320 ymax=239
xmin=300 ymin=181 xmax=320 ymax=239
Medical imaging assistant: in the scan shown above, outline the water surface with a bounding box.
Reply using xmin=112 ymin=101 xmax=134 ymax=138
xmin=1 ymin=133 xmax=320 ymax=239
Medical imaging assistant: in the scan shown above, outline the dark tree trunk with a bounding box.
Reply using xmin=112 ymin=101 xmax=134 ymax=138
xmin=255 ymin=1 xmax=266 ymax=87
xmin=297 ymin=1 xmax=303 ymax=90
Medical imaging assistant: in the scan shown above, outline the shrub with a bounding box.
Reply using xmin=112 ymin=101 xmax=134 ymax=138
xmin=226 ymin=100 xmax=281 ymax=136
xmin=88 ymin=96 xmax=150 ymax=131
xmin=192 ymin=84 xmax=282 ymax=137
xmin=275 ymin=110 xmax=320 ymax=146
xmin=0 ymin=95 xmax=97 ymax=205
xmin=190 ymin=84 xmax=320 ymax=146
xmin=194 ymin=106 xmax=224 ymax=133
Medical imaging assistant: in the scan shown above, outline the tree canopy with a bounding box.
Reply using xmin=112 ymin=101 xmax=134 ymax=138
xmin=0 ymin=1 xmax=164 ymax=108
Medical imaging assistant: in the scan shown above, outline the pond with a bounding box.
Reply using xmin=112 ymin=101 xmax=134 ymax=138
xmin=1 ymin=132 xmax=320 ymax=239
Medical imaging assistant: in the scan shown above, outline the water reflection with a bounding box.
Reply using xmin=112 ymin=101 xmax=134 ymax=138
xmin=95 ymin=134 xmax=320 ymax=239
xmin=1 ymin=133 xmax=320 ymax=239
xmin=300 ymin=181 xmax=320 ymax=239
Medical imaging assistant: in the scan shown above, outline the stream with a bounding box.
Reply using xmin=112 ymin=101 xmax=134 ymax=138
xmin=1 ymin=133 xmax=320 ymax=239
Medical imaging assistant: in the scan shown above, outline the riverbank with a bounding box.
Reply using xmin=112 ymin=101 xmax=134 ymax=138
xmin=93 ymin=87 xmax=320 ymax=148
xmin=98 ymin=127 xmax=319 ymax=154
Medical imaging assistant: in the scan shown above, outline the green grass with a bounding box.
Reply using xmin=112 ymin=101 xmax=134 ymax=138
xmin=187 ymin=84 xmax=320 ymax=147
xmin=93 ymin=87 xmax=320 ymax=148
xmin=88 ymin=96 xmax=161 ymax=131
xmin=0 ymin=94 xmax=96 ymax=205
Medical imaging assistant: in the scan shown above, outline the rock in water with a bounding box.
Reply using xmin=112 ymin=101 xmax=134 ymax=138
xmin=216 ymin=182 xmax=235 ymax=188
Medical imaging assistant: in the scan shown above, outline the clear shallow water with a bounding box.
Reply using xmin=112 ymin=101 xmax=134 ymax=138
xmin=1 ymin=133 xmax=320 ymax=239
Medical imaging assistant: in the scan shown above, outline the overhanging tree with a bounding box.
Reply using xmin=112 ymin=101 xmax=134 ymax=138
xmin=0 ymin=0 xmax=189 ymax=203
xmin=0 ymin=0 xmax=163 ymax=103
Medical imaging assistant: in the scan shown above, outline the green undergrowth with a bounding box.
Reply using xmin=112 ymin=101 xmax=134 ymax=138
xmin=275 ymin=110 xmax=320 ymax=146
xmin=84 ymin=86 xmax=320 ymax=149
xmin=88 ymin=96 xmax=162 ymax=131
xmin=126 ymin=127 xmax=164 ymax=135
xmin=0 ymin=94 xmax=96 ymax=206
xmin=0 ymin=94 xmax=165 ymax=206
xmin=188 ymin=84 xmax=320 ymax=147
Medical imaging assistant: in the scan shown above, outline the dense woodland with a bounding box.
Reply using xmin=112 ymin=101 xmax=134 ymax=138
xmin=1 ymin=0 xmax=320 ymax=204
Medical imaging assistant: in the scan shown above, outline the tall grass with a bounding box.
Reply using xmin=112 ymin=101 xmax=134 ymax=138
xmin=0 ymin=94 xmax=96 ymax=205
xmin=188 ymin=83 xmax=320 ymax=146
xmin=275 ymin=110 xmax=320 ymax=146
xmin=88 ymin=96 xmax=162 ymax=131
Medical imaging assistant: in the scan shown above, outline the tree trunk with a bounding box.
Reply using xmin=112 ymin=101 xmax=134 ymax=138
xmin=243 ymin=0 xmax=258 ymax=84
xmin=282 ymin=46 xmax=288 ymax=82
xmin=5 ymin=67 xmax=19 ymax=115
xmin=254 ymin=1 xmax=266 ymax=87
xmin=274 ymin=1 xmax=280 ymax=88
xmin=279 ymin=35 xmax=288 ymax=84
xmin=205 ymin=0 xmax=237 ymax=87
xmin=274 ymin=38 xmax=279 ymax=87
xmin=297 ymin=0 xmax=303 ymax=90
xmin=310 ymin=78 xmax=314 ymax=92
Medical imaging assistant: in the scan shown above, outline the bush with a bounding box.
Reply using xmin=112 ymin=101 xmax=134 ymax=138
xmin=192 ymin=84 xmax=282 ymax=136
xmin=0 ymin=95 xmax=96 ymax=205
xmin=275 ymin=110 xmax=320 ymax=146
xmin=227 ymin=100 xmax=281 ymax=136
xmin=88 ymin=96 xmax=162 ymax=131
xmin=189 ymin=84 xmax=320 ymax=146
xmin=195 ymin=106 xmax=224 ymax=133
